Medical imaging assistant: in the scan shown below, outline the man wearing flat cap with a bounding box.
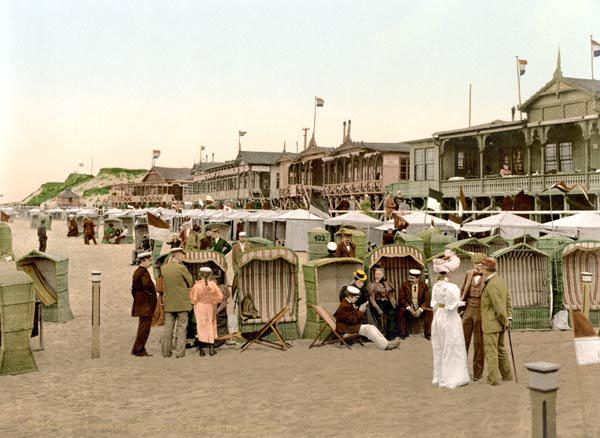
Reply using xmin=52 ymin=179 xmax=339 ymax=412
xmin=232 ymin=231 xmax=251 ymax=271
xmin=334 ymin=286 xmax=400 ymax=350
xmin=161 ymin=247 xmax=194 ymax=358
xmin=480 ymin=256 xmax=513 ymax=385
xmin=335 ymin=229 xmax=356 ymax=258
xmin=459 ymin=252 xmax=487 ymax=380
xmin=131 ymin=252 xmax=157 ymax=357
xmin=398 ymin=269 xmax=432 ymax=340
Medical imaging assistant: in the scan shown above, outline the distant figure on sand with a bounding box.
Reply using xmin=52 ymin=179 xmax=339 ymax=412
xmin=430 ymin=249 xmax=470 ymax=389
xmin=37 ymin=218 xmax=48 ymax=252
xmin=131 ymin=252 xmax=157 ymax=357
xmin=67 ymin=215 xmax=79 ymax=237
xmin=83 ymin=217 xmax=97 ymax=245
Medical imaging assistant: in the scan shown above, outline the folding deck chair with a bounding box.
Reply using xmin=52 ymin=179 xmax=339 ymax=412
xmin=239 ymin=305 xmax=293 ymax=352
xmin=308 ymin=304 xmax=364 ymax=350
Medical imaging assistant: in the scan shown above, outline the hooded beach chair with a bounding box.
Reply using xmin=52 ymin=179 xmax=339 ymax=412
xmin=239 ymin=305 xmax=292 ymax=352
xmin=308 ymin=304 xmax=363 ymax=349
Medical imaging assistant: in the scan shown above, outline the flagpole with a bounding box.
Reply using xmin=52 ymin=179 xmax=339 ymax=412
xmin=516 ymin=56 xmax=523 ymax=121
xmin=313 ymin=97 xmax=317 ymax=138
xmin=468 ymin=83 xmax=472 ymax=127
xmin=591 ymin=35 xmax=595 ymax=80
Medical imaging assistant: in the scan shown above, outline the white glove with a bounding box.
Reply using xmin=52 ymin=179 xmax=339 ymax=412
xmin=416 ymin=308 xmax=423 ymax=317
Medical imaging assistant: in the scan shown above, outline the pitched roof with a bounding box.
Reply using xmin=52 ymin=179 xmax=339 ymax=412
xmin=192 ymin=161 xmax=225 ymax=174
xmin=237 ymin=151 xmax=286 ymax=165
xmin=433 ymin=120 xmax=525 ymax=137
xmin=57 ymin=188 xmax=80 ymax=199
xmin=152 ymin=166 xmax=193 ymax=181
xmin=335 ymin=141 xmax=410 ymax=154
xmin=562 ymin=77 xmax=600 ymax=95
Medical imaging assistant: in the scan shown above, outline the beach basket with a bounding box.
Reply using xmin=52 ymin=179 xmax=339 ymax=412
xmin=480 ymin=235 xmax=511 ymax=254
xmin=394 ymin=232 xmax=425 ymax=254
xmin=0 ymin=223 xmax=14 ymax=259
xmin=0 ymin=270 xmax=37 ymax=375
xmin=308 ymin=227 xmax=331 ymax=261
xmin=17 ymin=250 xmax=73 ymax=323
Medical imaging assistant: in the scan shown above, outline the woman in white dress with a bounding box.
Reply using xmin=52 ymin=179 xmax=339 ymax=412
xmin=430 ymin=249 xmax=470 ymax=389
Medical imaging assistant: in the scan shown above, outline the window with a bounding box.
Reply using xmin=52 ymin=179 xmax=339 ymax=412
xmin=276 ymin=172 xmax=280 ymax=189
xmin=457 ymin=151 xmax=465 ymax=171
xmin=415 ymin=147 xmax=435 ymax=181
xmin=545 ymin=142 xmax=571 ymax=173
xmin=399 ymin=157 xmax=409 ymax=180
xmin=512 ymin=150 xmax=524 ymax=174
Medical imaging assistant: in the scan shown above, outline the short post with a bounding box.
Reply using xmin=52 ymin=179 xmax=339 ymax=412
xmin=580 ymin=271 xmax=593 ymax=319
xmin=525 ymin=362 xmax=560 ymax=438
xmin=91 ymin=271 xmax=102 ymax=359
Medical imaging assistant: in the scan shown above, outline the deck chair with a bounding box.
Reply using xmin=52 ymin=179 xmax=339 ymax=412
xmin=308 ymin=304 xmax=364 ymax=350
xmin=239 ymin=306 xmax=293 ymax=352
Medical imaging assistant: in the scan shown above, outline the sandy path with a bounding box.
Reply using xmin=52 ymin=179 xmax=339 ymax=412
xmin=0 ymin=218 xmax=599 ymax=438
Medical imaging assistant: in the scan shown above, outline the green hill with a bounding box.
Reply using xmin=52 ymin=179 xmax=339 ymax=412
xmin=24 ymin=173 xmax=94 ymax=206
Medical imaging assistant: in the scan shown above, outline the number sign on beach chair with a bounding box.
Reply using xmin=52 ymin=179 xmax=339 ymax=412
xmin=308 ymin=304 xmax=363 ymax=350
xmin=240 ymin=306 xmax=292 ymax=352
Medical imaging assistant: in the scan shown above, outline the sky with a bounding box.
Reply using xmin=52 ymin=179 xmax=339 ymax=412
xmin=1 ymin=0 xmax=600 ymax=202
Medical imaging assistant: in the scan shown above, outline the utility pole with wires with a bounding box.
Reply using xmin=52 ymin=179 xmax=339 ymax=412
xmin=302 ymin=127 xmax=310 ymax=150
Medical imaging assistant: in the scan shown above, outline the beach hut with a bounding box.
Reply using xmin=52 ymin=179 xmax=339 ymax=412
xmin=1 ymin=208 xmax=14 ymax=223
xmin=245 ymin=211 xmax=268 ymax=237
xmin=245 ymin=237 xmax=274 ymax=249
xmin=393 ymin=231 xmax=425 ymax=253
xmin=555 ymin=241 xmax=600 ymax=325
xmin=102 ymin=218 xmax=124 ymax=243
xmin=116 ymin=214 xmax=135 ymax=244
xmin=0 ymin=223 xmax=14 ymax=260
xmin=461 ymin=212 xmax=540 ymax=240
xmin=29 ymin=209 xmax=40 ymax=229
xmin=307 ymin=227 xmax=332 ymax=261
xmin=491 ymin=243 xmax=553 ymax=330
xmin=302 ymin=257 xmax=364 ymax=340
xmin=334 ymin=228 xmax=368 ymax=259
xmin=134 ymin=216 xmax=149 ymax=249
xmin=542 ymin=212 xmax=600 ymax=240
xmin=16 ymin=250 xmax=73 ymax=323
xmin=535 ymin=233 xmax=573 ymax=256
xmin=274 ymin=209 xmax=324 ymax=251
xmin=75 ymin=210 xmax=99 ymax=237
xmin=364 ymin=244 xmax=427 ymax=292
xmin=480 ymin=235 xmax=511 ymax=254
xmin=509 ymin=233 xmax=539 ymax=247
xmin=183 ymin=250 xmax=228 ymax=283
xmin=30 ymin=212 xmax=52 ymax=231
xmin=0 ymin=270 xmax=37 ymax=375
xmin=235 ymin=247 xmax=300 ymax=340
xmin=47 ymin=208 xmax=64 ymax=220
xmin=258 ymin=210 xmax=283 ymax=242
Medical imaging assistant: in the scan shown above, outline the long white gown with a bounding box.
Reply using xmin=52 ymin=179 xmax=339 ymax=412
xmin=431 ymin=278 xmax=470 ymax=388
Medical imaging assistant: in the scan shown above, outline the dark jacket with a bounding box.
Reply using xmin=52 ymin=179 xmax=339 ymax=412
xmin=131 ymin=266 xmax=157 ymax=317
xmin=37 ymin=225 xmax=47 ymax=241
xmin=212 ymin=237 xmax=232 ymax=255
xmin=335 ymin=241 xmax=356 ymax=258
xmin=334 ymin=299 xmax=364 ymax=335
xmin=398 ymin=280 xmax=430 ymax=311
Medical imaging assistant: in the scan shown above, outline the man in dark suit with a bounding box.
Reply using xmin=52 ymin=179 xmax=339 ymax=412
xmin=334 ymin=286 xmax=400 ymax=350
xmin=335 ymin=230 xmax=356 ymax=258
xmin=131 ymin=252 xmax=157 ymax=357
xmin=37 ymin=218 xmax=48 ymax=252
xmin=398 ymin=269 xmax=432 ymax=340
xmin=210 ymin=227 xmax=232 ymax=255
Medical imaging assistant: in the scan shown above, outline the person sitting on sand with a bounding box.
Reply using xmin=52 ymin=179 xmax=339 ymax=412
xmin=334 ymin=286 xmax=400 ymax=350
xmin=67 ymin=215 xmax=79 ymax=237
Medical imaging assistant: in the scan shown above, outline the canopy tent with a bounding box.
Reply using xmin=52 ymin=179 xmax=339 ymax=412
xmin=364 ymin=244 xmax=426 ymax=293
xmin=275 ymin=209 xmax=323 ymax=251
xmin=491 ymin=243 xmax=553 ymax=329
xmin=461 ymin=212 xmax=540 ymax=239
xmin=376 ymin=212 xmax=460 ymax=235
xmin=235 ymin=247 xmax=300 ymax=340
xmin=542 ymin=212 xmax=600 ymax=240
xmin=302 ymin=257 xmax=364 ymax=340
xmin=556 ymin=241 xmax=600 ymax=325
xmin=325 ymin=211 xmax=383 ymax=228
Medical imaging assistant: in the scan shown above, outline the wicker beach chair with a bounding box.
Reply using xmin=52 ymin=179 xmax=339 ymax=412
xmin=308 ymin=304 xmax=363 ymax=349
xmin=239 ymin=305 xmax=292 ymax=352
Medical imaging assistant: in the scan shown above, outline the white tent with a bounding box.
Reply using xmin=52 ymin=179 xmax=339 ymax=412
xmin=258 ymin=210 xmax=284 ymax=241
xmin=375 ymin=212 xmax=460 ymax=234
xmin=324 ymin=211 xmax=383 ymax=227
xmin=461 ymin=212 xmax=540 ymax=239
xmin=274 ymin=209 xmax=324 ymax=251
xmin=542 ymin=212 xmax=600 ymax=240
xmin=245 ymin=211 xmax=270 ymax=237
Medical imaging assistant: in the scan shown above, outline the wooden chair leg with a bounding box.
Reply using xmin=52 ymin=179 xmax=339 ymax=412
xmin=309 ymin=324 xmax=329 ymax=349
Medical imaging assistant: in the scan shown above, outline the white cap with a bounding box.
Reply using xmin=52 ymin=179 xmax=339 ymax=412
xmin=137 ymin=251 xmax=152 ymax=260
xmin=199 ymin=267 xmax=212 ymax=276
xmin=327 ymin=242 xmax=337 ymax=251
xmin=239 ymin=231 xmax=247 ymax=237
xmin=408 ymin=269 xmax=421 ymax=276
xmin=346 ymin=285 xmax=360 ymax=295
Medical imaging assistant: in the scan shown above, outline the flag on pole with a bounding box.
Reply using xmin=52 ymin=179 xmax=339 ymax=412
xmin=572 ymin=310 xmax=600 ymax=365
xmin=147 ymin=212 xmax=171 ymax=242
xmin=592 ymin=38 xmax=600 ymax=57
xmin=78 ymin=162 xmax=84 ymax=168
xmin=239 ymin=131 xmax=247 ymax=137
xmin=550 ymin=181 xmax=591 ymax=205
xmin=200 ymin=145 xmax=206 ymax=151
xmin=309 ymin=189 xmax=330 ymax=219
xmin=518 ymin=59 xmax=528 ymax=76
xmin=458 ymin=186 xmax=468 ymax=218
xmin=426 ymin=188 xmax=443 ymax=212
xmin=152 ymin=149 xmax=161 ymax=159
xmin=315 ymin=97 xmax=324 ymax=107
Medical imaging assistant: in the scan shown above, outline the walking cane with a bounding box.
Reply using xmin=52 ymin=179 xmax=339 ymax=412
xmin=507 ymin=327 xmax=518 ymax=383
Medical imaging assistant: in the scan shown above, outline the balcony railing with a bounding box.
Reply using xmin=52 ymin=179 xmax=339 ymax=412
xmin=323 ymin=180 xmax=382 ymax=196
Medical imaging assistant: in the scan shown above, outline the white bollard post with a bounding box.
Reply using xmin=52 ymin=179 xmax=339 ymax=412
xmin=525 ymin=362 xmax=560 ymax=438
xmin=91 ymin=271 xmax=102 ymax=359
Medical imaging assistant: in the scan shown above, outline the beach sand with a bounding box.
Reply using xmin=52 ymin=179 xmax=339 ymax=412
xmin=1 ymin=218 xmax=599 ymax=438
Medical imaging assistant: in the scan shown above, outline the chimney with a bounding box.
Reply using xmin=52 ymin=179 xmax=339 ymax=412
xmin=511 ymin=106 xmax=516 ymax=121
xmin=212 ymin=153 xmax=215 ymax=162
xmin=283 ymin=141 xmax=286 ymax=153
xmin=347 ymin=119 xmax=352 ymax=138
xmin=343 ymin=121 xmax=347 ymax=143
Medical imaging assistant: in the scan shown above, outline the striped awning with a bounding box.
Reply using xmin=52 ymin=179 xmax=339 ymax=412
xmin=365 ymin=244 xmax=426 ymax=268
xmin=496 ymin=247 xmax=550 ymax=308
xmin=561 ymin=241 xmax=600 ymax=310
xmin=184 ymin=250 xmax=228 ymax=272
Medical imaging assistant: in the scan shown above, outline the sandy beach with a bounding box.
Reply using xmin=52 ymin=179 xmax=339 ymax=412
xmin=1 ymin=218 xmax=599 ymax=438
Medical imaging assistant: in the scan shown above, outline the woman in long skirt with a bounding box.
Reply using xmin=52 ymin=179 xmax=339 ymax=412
xmin=189 ymin=267 xmax=224 ymax=357
xmin=430 ymin=250 xmax=470 ymax=389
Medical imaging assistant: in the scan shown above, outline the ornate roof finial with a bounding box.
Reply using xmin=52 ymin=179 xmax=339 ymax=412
xmin=344 ymin=119 xmax=352 ymax=143
xmin=554 ymin=47 xmax=563 ymax=79
xmin=308 ymin=134 xmax=317 ymax=148
xmin=283 ymin=140 xmax=286 ymax=153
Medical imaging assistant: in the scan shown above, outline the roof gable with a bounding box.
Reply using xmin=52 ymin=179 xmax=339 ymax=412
xmin=149 ymin=166 xmax=193 ymax=181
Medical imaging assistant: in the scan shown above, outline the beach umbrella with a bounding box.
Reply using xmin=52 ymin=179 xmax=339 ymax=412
xmin=542 ymin=212 xmax=600 ymax=240
xmin=461 ymin=212 xmax=539 ymax=239
xmin=324 ymin=211 xmax=383 ymax=227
